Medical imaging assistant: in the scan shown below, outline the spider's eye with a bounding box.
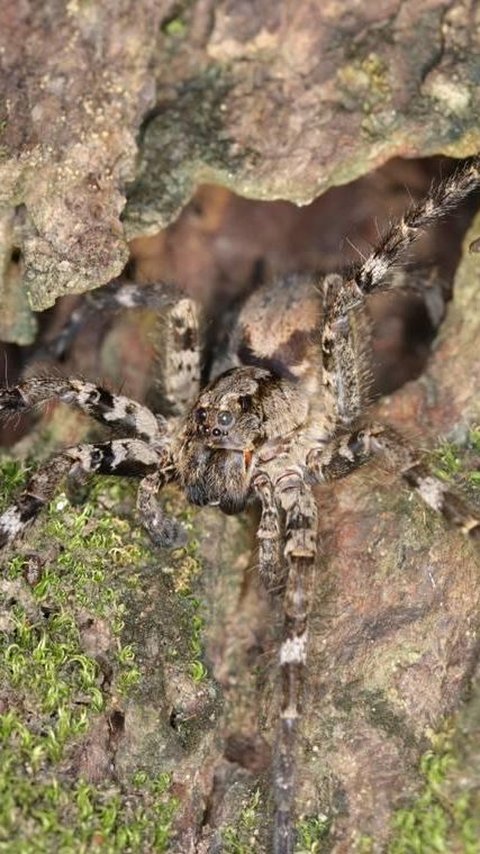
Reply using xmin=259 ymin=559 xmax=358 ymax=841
xmin=195 ymin=407 xmax=208 ymax=423
xmin=217 ymin=409 xmax=234 ymax=428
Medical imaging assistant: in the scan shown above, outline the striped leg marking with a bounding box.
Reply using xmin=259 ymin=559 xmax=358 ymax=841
xmin=306 ymin=423 xmax=480 ymax=540
xmin=137 ymin=469 xmax=186 ymax=548
xmin=0 ymin=439 xmax=163 ymax=554
xmin=0 ymin=455 xmax=71 ymax=552
xmin=254 ymin=472 xmax=284 ymax=591
xmin=274 ymin=475 xmax=318 ymax=854
xmin=0 ymin=379 xmax=165 ymax=443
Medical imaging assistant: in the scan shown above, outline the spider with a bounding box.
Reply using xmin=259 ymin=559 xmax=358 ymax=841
xmin=1 ymin=158 xmax=480 ymax=853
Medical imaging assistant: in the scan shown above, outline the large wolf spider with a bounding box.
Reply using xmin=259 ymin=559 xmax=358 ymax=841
xmin=1 ymin=159 xmax=480 ymax=853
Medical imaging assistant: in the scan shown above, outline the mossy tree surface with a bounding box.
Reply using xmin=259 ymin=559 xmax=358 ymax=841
xmin=0 ymin=459 xmax=182 ymax=851
xmin=1 ymin=215 xmax=480 ymax=851
xmin=0 ymin=407 xmax=250 ymax=851
xmin=0 ymin=0 xmax=480 ymax=840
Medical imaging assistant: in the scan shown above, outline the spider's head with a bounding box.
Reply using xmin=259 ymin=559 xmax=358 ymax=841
xmin=177 ymin=366 xmax=308 ymax=514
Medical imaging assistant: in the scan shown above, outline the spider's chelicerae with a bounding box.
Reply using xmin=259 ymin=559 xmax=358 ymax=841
xmin=2 ymin=158 xmax=480 ymax=853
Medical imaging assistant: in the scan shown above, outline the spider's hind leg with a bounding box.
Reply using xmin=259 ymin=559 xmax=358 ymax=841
xmin=46 ymin=278 xmax=179 ymax=360
xmin=149 ymin=297 xmax=202 ymax=417
xmin=352 ymin=158 xmax=480 ymax=297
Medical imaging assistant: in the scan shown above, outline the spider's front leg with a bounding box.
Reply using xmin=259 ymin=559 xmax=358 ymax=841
xmin=306 ymin=424 xmax=480 ymax=539
xmin=253 ymin=472 xmax=283 ymax=591
xmin=0 ymin=377 xmax=164 ymax=443
xmin=0 ymin=439 xmax=181 ymax=554
xmin=0 ymin=453 xmax=72 ymax=551
xmin=136 ymin=468 xmax=187 ymax=548
xmin=273 ymin=472 xmax=318 ymax=854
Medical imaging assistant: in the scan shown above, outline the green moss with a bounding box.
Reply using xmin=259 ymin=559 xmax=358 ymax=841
xmin=162 ymin=512 xmax=209 ymax=682
xmin=432 ymin=428 xmax=480 ymax=494
xmin=295 ymin=813 xmax=332 ymax=853
xmin=388 ymin=730 xmax=478 ymax=853
xmin=356 ymin=835 xmax=375 ymax=853
xmin=162 ymin=16 xmax=187 ymax=37
xmin=0 ymin=457 xmax=30 ymax=509
xmin=0 ymin=758 xmax=178 ymax=852
xmin=222 ymin=789 xmax=263 ymax=854
xmin=0 ymin=456 xmax=179 ymax=850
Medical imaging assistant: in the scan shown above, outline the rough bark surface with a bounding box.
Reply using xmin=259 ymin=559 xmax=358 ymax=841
xmin=305 ymin=213 xmax=480 ymax=850
xmin=1 ymin=2 xmax=480 ymax=853
xmin=1 ymin=0 xmax=480 ymax=336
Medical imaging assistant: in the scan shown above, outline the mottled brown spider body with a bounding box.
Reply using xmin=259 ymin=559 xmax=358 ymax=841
xmin=1 ymin=158 xmax=480 ymax=853
xmin=176 ymin=367 xmax=307 ymax=513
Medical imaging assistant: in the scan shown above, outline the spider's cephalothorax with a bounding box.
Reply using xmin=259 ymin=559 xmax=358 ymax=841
xmin=1 ymin=158 xmax=480 ymax=853
xmin=176 ymin=366 xmax=308 ymax=513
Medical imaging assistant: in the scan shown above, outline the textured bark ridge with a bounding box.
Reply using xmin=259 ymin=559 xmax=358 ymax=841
xmin=1 ymin=1 xmax=480 ymax=337
xmin=0 ymin=0 xmax=167 ymax=330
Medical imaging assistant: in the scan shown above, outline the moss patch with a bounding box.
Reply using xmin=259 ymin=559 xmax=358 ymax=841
xmin=432 ymin=426 xmax=480 ymax=497
xmin=0 ymin=456 xmax=180 ymax=851
xmin=295 ymin=813 xmax=332 ymax=853
xmin=388 ymin=728 xmax=479 ymax=853
xmin=221 ymin=788 xmax=263 ymax=854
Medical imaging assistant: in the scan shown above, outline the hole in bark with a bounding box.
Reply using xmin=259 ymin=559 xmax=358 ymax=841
xmin=169 ymin=708 xmax=180 ymax=730
xmin=108 ymin=708 xmax=125 ymax=736
xmin=3 ymin=154 xmax=479 ymax=426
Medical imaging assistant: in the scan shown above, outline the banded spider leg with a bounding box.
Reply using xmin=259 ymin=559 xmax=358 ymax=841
xmin=255 ymin=157 xmax=480 ymax=853
xmin=0 ymin=378 xmax=178 ymax=552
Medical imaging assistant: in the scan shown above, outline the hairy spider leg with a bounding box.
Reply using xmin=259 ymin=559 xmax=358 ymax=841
xmin=305 ymin=424 xmax=480 ymax=540
xmin=254 ymin=472 xmax=283 ymax=590
xmin=273 ymin=473 xmax=318 ymax=854
xmin=264 ymin=418 xmax=480 ymax=850
xmin=46 ymin=278 xmax=179 ymax=360
xmin=352 ymin=157 xmax=480 ymax=295
xmin=137 ymin=468 xmax=187 ymax=548
xmin=0 ymin=438 xmax=169 ymax=553
xmin=319 ymin=156 xmax=480 ymax=431
xmin=151 ymin=297 xmax=203 ymax=416
xmin=0 ymin=455 xmax=72 ymax=551
xmin=0 ymin=377 xmax=164 ymax=443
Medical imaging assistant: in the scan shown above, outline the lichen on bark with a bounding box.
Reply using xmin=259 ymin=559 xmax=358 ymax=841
xmin=2 ymin=0 xmax=480 ymax=338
